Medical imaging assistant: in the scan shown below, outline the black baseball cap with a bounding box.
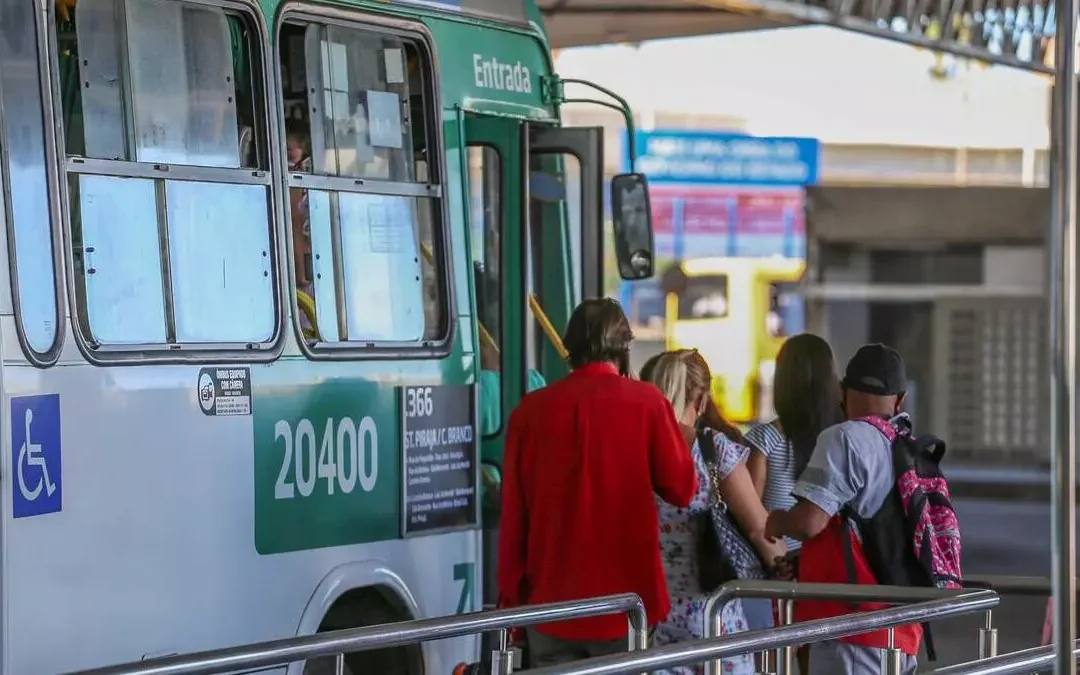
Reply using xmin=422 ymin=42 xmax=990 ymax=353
xmin=842 ymin=343 xmax=907 ymax=396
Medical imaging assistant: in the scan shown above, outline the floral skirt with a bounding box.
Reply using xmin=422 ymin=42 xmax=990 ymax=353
xmin=651 ymin=593 xmax=756 ymax=675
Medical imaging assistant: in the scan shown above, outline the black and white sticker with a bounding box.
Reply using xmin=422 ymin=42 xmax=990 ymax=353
xmin=197 ymin=367 xmax=252 ymax=416
xmin=401 ymin=384 xmax=477 ymax=536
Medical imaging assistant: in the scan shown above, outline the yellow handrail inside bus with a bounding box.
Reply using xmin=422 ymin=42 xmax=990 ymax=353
xmin=296 ymin=289 xmax=320 ymax=341
xmin=529 ymin=293 xmax=569 ymax=361
xmin=418 ymin=241 xmax=499 ymax=355
xmin=418 ymin=242 xmax=567 ymax=362
xmin=57 ymin=0 xmax=76 ymax=21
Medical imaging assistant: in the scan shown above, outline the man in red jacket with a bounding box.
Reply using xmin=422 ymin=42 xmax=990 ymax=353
xmin=497 ymin=298 xmax=697 ymax=667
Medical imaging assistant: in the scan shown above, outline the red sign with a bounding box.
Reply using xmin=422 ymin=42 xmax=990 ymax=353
xmin=649 ymin=186 xmax=805 ymax=236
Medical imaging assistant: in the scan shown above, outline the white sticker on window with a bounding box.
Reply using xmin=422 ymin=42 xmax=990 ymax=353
xmin=366 ymin=90 xmax=403 ymax=150
xmin=384 ymin=48 xmax=405 ymax=84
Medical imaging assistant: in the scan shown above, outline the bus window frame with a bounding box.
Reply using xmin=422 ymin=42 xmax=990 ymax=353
xmin=48 ymin=0 xmax=287 ymax=365
xmin=0 ymin=0 xmax=69 ymax=367
xmin=276 ymin=6 xmax=455 ymax=360
xmin=466 ymin=142 xmax=505 ymax=440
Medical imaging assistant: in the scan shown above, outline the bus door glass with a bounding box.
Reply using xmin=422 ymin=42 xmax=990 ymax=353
xmin=526 ymin=125 xmax=603 ymax=380
xmin=463 ymin=116 xmax=524 ymax=461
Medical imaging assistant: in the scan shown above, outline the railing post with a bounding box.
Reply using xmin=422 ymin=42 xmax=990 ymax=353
xmin=626 ymin=604 xmax=649 ymax=653
xmin=333 ymin=653 xmax=346 ymax=675
xmin=882 ymin=628 xmax=903 ymax=675
xmin=758 ymin=648 xmax=776 ymax=674
xmin=1049 ymin=0 xmax=1080 ymax=660
xmin=977 ymin=609 xmax=998 ymax=659
xmin=489 ymin=629 xmax=514 ymax=675
xmin=705 ymin=601 xmax=725 ymax=675
xmin=625 ymin=597 xmax=649 ymax=675
xmin=776 ymin=599 xmax=795 ymax=675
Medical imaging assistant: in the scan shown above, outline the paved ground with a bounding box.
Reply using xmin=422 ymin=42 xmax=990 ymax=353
xmin=626 ymin=340 xmax=1057 ymax=670
xmin=928 ymin=499 xmax=1051 ymax=670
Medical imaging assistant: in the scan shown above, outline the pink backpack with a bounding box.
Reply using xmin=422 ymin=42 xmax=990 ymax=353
xmin=845 ymin=416 xmax=964 ymax=659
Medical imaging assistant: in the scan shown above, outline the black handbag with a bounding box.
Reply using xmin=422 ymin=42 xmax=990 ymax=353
xmin=695 ymin=426 xmax=768 ymax=593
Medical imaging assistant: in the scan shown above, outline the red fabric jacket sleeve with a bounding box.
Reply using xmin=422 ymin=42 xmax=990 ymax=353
xmin=496 ymin=407 xmax=527 ymax=608
xmin=648 ymin=398 xmax=697 ymax=507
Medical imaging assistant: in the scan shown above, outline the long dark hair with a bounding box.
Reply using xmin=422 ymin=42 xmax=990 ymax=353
xmin=773 ymin=333 xmax=842 ymax=475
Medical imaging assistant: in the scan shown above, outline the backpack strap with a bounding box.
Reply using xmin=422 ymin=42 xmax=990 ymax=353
xmin=924 ymin=624 xmax=938 ymax=661
xmin=839 ymin=509 xmax=860 ymax=586
xmin=856 ymin=415 xmax=899 ymax=441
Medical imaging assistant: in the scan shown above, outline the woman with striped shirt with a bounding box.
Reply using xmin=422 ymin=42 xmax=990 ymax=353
xmin=744 ymin=333 xmax=843 ymax=635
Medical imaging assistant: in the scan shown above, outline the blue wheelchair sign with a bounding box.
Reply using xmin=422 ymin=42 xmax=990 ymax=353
xmin=11 ymin=394 xmax=62 ymax=518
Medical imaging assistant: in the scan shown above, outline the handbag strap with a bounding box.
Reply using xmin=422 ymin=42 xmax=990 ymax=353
xmin=695 ymin=425 xmax=726 ymax=509
xmin=696 ymin=424 xmax=717 ymax=464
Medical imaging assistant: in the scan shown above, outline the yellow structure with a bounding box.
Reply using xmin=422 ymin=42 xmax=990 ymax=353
xmin=664 ymin=255 xmax=805 ymax=424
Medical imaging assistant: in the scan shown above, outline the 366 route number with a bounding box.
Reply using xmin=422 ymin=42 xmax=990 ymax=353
xmin=274 ymin=416 xmax=378 ymax=500
xmin=405 ymin=387 xmax=434 ymax=418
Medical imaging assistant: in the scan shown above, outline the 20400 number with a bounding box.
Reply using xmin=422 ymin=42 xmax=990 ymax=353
xmin=274 ymin=416 xmax=378 ymax=500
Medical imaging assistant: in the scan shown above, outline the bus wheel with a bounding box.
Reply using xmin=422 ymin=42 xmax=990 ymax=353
xmin=303 ymin=586 xmax=424 ymax=675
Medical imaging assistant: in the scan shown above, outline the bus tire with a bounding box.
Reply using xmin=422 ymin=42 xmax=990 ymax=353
xmin=303 ymin=586 xmax=424 ymax=675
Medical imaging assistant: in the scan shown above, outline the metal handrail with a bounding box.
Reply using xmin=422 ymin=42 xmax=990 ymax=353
xmin=924 ymin=639 xmax=1080 ymax=674
xmin=521 ymin=590 xmax=999 ymax=675
xmin=702 ymin=580 xmax=969 ymax=675
xmin=964 ymin=574 xmax=1077 ymax=596
xmin=65 ymin=593 xmax=649 ymax=675
xmin=705 ymin=580 xmax=966 ymax=627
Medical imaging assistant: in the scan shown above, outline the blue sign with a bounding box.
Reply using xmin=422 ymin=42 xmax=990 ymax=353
xmin=11 ymin=394 xmax=62 ymax=518
xmin=629 ymin=130 xmax=820 ymax=187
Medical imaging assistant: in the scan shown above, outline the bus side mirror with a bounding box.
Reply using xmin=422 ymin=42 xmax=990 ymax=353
xmin=610 ymin=172 xmax=654 ymax=280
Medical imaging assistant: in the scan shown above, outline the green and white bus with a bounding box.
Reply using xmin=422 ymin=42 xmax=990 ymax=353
xmin=0 ymin=0 xmax=654 ymax=672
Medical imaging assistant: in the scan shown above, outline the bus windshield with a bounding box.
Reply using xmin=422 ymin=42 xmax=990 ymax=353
xmin=678 ymin=274 xmax=729 ymax=320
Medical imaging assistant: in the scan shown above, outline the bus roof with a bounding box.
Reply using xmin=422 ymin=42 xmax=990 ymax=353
xmin=681 ymin=256 xmax=805 ymax=277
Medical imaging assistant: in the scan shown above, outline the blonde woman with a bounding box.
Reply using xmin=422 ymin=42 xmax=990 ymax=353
xmin=641 ymin=350 xmax=786 ymax=675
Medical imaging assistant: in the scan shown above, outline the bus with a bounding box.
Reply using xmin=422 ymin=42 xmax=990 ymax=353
xmin=0 ymin=0 xmax=654 ymax=672
xmin=661 ymin=256 xmax=804 ymax=425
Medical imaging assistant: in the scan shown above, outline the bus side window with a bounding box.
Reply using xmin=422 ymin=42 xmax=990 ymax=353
xmin=54 ymin=0 xmax=274 ymax=349
xmin=0 ymin=0 xmax=63 ymax=359
xmin=278 ymin=21 xmax=446 ymax=347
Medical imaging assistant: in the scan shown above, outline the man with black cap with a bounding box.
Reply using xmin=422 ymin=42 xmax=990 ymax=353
xmin=764 ymin=343 xmax=920 ymax=675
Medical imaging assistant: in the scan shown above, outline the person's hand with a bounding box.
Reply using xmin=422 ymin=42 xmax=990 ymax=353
xmin=764 ymin=511 xmax=784 ymax=544
xmin=480 ymin=339 xmax=500 ymax=372
xmin=772 ymin=555 xmax=796 ymax=581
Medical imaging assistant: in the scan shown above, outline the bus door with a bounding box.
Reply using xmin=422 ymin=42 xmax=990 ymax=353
xmin=526 ymin=126 xmax=604 ymax=378
xmin=463 ymin=115 xmax=649 ymax=613
xmin=464 ymin=119 xmax=606 ymax=465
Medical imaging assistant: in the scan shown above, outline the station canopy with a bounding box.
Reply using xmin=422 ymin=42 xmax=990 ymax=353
xmin=537 ymin=0 xmax=1057 ymax=73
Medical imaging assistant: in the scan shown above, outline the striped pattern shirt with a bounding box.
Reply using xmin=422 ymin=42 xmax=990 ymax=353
xmin=744 ymin=419 xmax=801 ymax=552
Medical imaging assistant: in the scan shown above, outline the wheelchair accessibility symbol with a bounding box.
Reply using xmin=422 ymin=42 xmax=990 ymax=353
xmin=11 ymin=394 xmax=61 ymax=518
